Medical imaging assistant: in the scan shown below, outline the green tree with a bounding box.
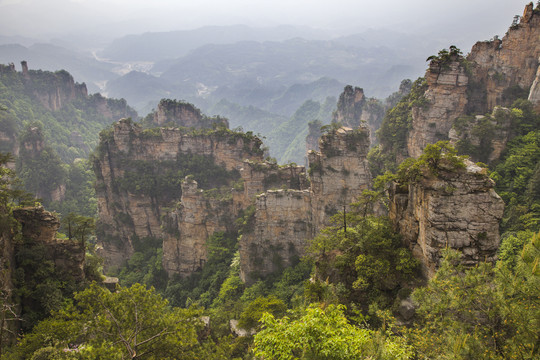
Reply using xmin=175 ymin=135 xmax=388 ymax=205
xmin=308 ymin=202 xmax=419 ymax=316
xmin=253 ymin=304 xmax=413 ymax=360
xmin=7 ymin=283 xmax=205 ymax=360
xmin=408 ymin=233 xmax=540 ymax=359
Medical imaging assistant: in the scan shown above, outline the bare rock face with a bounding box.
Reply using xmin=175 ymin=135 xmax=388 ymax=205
xmin=407 ymin=4 xmax=540 ymax=158
xmin=332 ymin=86 xmax=384 ymax=145
xmin=239 ymin=126 xmax=372 ymax=283
xmin=467 ymin=3 xmax=540 ymax=113
xmin=389 ymin=161 xmax=504 ymax=277
xmin=528 ymin=56 xmax=540 ymax=112
xmin=162 ymin=178 xmax=237 ymax=276
xmin=94 ymin=118 xmax=265 ymax=270
xmin=333 ymin=86 xmax=365 ymax=127
xmin=309 ymin=126 xmax=372 ymax=230
xmin=408 ymin=60 xmax=469 ymax=158
xmin=239 ymin=189 xmax=313 ymax=283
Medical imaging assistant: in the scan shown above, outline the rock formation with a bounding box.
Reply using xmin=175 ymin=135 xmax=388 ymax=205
xmin=13 ymin=206 xmax=85 ymax=281
xmin=308 ymin=127 xmax=372 ymax=229
xmin=407 ymin=58 xmax=469 ymax=158
xmin=406 ymin=3 xmax=540 ymax=159
xmin=389 ymin=160 xmax=504 ymax=277
xmin=333 ymin=86 xmax=366 ymax=127
xmin=239 ymin=189 xmax=313 ymax=282
xmin=332 ymin=85 xmax=384 ymax=145
xmin=94 ymin=100 xmax=374 ymax=282
xmin=153 ymin=99 xmax=229 ymax=128
xmin=240 ymin=126 xmax=372 ymax=283
xmin=0 ymin=205 xmax=85 ymax=343
xmin=94 ymin=117 xmax=265 ymax=269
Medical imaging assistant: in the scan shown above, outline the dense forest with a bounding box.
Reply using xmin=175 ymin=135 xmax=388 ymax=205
xmin=1 ymin=4 xmax=540 ymax=359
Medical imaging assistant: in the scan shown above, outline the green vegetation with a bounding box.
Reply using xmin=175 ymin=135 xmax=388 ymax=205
xmin=0 ymin=67 xmax=136 ymax=163
xmin=5 ymin=283 xmax=213 ymax=360
xmin=371 ymin=77 xmax=428 ymax=176
xmin=407 ymin=234 xmax=539 ymax=359
xmin=115 ymin=153 xmax=239 ymax=201
xmin=491 ymin=129 xmax=540 ymax=232
xmin=254 ymin=304 xmax=413 ymax=360
xmin=425 ymin=45 xmax=463 ymax=68
xmin=307 ymin=202 xmax=419 ymax=320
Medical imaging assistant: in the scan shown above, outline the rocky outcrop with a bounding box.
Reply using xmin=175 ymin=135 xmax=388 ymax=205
xmin=332 ymin=86 xmax=384 ymax=145
xmin=308 ymin=127 xmax=372 ymax=230
xmin=0 ymin=205 xmax=85 ymax=343
xmin=239 ymin=190 xmax=313 ymax=283
xmin=528 ymin=57 xmax=540 ymax=111
xmin=406 ymin=3 xmax=540 ymax=158
xmin=333 ymin=86 xmax=366 ymax=127
xmin=389 ymin=160 xmax=504 ymax=277
xmin=240 ymin=126 xmax=372 ymax=283
xmin=153 ymin=99 xmax=229 ymax=128
xmin=13 ymin=206 xmax=85 ymax=281
xmin=22 ymin=64 xmax=88 ymax=112
xmin=94 ymin=118 xmax=265 ymax=269
xmin=407 ymin=59 xmax=469 ymax=158
xmin=95 ymin=109 xmax=374 ymax=282
xmin=162 ymin=178 xmax=238 ymax=276
xmin=467 ymin=3 xmax=540 ymax=113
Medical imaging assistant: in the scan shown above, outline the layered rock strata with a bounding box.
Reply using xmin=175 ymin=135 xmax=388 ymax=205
xmin=94 ymin=118 xmax=264 ymax=269
xmin=389 ymin=161 xmax=504 ymax=277
xmin=241 ymin=126 xmax=372 ymax=283
xmin=308 ymin=126 xmax=372 ymax=229
xmin=407 ymin=60 xmax=469 ymax=158
xmin=407 ymin=3 xmax=540 ymax=158
xmin=239 ymin=190 xmax=313 ymax=283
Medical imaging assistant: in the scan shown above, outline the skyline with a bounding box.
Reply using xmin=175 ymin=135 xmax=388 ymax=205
xmin=0 ymin=0 xmax=530 ymax=47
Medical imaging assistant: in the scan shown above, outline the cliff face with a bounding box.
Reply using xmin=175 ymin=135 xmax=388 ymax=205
xmin=407 ymin=60 xmax=469 ymax=158
xmin=406 ymin=3 xmax=540 ymax=158
xmin=94 ymin=118 xmax=265 ymax=269
xmin=95 ymin=107 xmax=373 ymax=282
xmin=332 ymin=86 xmax=384 ymax=145
xmin=240 ymin=126 xmax=372 ymax=283
xmin=0 ymin=205 xmax=85 ymax=343
xmin=24 ymin=67 xmax=88 ymax=112
xmin=239 ymin=190 xmax=313 ymax=283
xmin=162 ymin=179 xmax=237 ymax=276
xmin=333 ymin=86 xmax=366 ymax=127
xmin=389 ymin=161 xmax=504 ymax=277
xmin=309 ymin=127 xmax=372 ymax=230
xmin=467 ymin=3 xmax=540 ymax=113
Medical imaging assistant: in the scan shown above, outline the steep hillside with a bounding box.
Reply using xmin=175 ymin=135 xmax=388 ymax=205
xmin=0 ymin=62 xmax=137 ymax=163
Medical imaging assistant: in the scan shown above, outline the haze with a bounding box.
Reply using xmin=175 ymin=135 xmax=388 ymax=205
xmin=0 ymin=0 xmax=529 ymax=47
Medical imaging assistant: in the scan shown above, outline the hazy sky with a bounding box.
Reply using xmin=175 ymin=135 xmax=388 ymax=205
xmin=0 ymin=0 xmax=530 ymax=43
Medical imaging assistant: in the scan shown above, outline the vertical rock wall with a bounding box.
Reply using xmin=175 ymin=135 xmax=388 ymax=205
xmin=94 ymin=118 xmax=265 ymax=269
xmin=309 ymin=127 xmax=372 ymax=231
xmin=389 ymin=161 xmax=504 ymax=277
xmin=406 ymin=3 xmax=540 ymax=158
xmin=407 ymin=60 xmax=469 ymax=158
xmin=239 ymin=190 xmax=313 ymax=283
